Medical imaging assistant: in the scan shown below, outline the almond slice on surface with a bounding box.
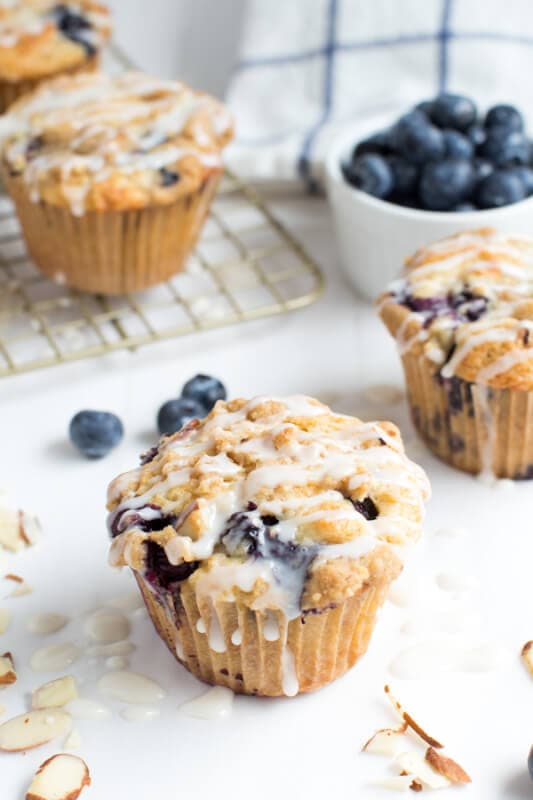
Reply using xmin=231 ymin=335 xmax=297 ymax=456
xmin=25 ymin=754 xmax=90 ymax=800
xmin=0 ymin=608 xmax=10 ymax=634
xmin=0 ymin=508 xmax=40 ymax=552
xmin=362 ymin=723 xmax=408 ymax=756
xmin=425 ymin=747 xmax=471 ymax=783
xmin=32 ymin=676 xmax=78 ymax=710
xmin=395 ymin=751 xmax=451 ymax=790
xmin=384 ymin=685 xmax=444 ymax=749
xmin=0 ymin=651 xmax=16 ymax=685
xmin=371 ymin=776 xmax=413 ymax=791
xmin=0 ymin=709 xmax=71 ymax=751
xmin=521 ymin=641 xmax=533 ymax=676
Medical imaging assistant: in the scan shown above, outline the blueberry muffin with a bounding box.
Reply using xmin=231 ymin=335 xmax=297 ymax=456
xmin=107 ymin=396 xmax=429 ymax=697
xmin=0 ymin=1 xmax=111 ymax=113
xmin=0 ymin=71 xmax=233 ymax=294
xmin=379 ymin=228 xmax=533 ymax=479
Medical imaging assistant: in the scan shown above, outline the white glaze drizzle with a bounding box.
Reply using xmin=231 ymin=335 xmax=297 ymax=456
xmin=178 ymin=686 xmax=234 ymax=720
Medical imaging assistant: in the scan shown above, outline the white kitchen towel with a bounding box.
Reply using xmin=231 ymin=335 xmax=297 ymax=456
xmin=225 ymin=0 xmax=533 ymax=189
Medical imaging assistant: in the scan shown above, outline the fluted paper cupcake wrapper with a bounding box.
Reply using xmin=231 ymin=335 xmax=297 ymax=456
xmin=3 ymin=170 xmax=221 ymax=294
xmin=402 ymin=351 xmax=533 ymax=479
xmin=0 ymin=55 xmax=99 ymax=114
xmin=135 ymin=570 xmax=392 ymax=697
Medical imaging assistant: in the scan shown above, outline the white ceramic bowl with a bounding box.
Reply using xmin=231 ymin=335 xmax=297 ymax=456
xmin=325 ymin=125 xmax=533 ymax=302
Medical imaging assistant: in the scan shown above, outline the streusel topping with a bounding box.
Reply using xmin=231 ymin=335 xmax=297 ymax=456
xmin=379 ymin=228 xmax=533 ymax=389
xmin=0 ymin=70 xmax=233 ymax=214
xmin=107 ymin=396 xmax=429 ymax=618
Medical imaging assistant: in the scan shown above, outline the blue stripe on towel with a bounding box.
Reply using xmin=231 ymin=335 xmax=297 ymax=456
xmin=438 ymin=0 xmax=453 ymax=91
xmin=298 ymin=0 xmax=338 ymax=190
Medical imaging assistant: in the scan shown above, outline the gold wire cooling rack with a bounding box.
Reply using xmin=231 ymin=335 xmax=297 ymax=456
xmin=0 ymin=44 xmax=324 ymax=379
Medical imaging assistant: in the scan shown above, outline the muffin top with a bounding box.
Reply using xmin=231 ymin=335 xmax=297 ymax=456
xmin=0 ymin=70 xmax=233 ymax=214
xmin=0 ymin=1 xmax=111 ymax=81
xmin=379 ymin=228 xmax=533 ymax=390
xmin=107 ymin=396 xmax=429 ymax=619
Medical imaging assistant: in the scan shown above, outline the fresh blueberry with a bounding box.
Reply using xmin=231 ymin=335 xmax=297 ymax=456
xmin=392 ymin=111 xmax=445 ymax=165
xmin=430 ymin=93 xmax=477 ymax=131
xmin=51 ymin=4 xmax=95 ymax=56
xmin=442 ymin=129 xmax=474 ymax=160
xmin=386 ymin=156 xmax=418 ymax=195
xmin=157 ymin=397 xmax=205 ymax=436
xmin=473 ymin=158 xmax=493 ymax=181
xmin=419 ymin=159 xmax=475 ymax=211
xmin=485 ymin=104 xmax=524 ymax=133
xmin=528 ymin=745 xmax=533 ymax=780
xmin=353 ymin=129 xmax=393 ymax=157
xmin=159 ymin=168 xmax=180 ymax=187
xmin=466 ymin=123 xmax=486 ymax=147
xmin=507 ymin=166 xmax=533 ymax=195
xmin=181 ymin=373 xmax=227 ymax=412
xmin=343 ymin=153 xmax=393 ymax=198
xmin=69 ymin=410 xmax=124 ymax=459
xmin=415 ymin=100 xmax=433 ymax=117
xmin=480 ymin=127 xmax=530 ymax=166
xmin=454 ymin=202 xmax=477 ymax=211
xmin=475 ymin=170 xmax=527 ymax=208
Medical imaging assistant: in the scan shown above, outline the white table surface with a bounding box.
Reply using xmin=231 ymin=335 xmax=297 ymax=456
xmin=2 ymin=194 xmax=533 ymax=800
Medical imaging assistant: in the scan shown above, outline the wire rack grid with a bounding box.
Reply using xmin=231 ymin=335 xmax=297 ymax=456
xmin=0 ymin=44 xmax=324 ymax=379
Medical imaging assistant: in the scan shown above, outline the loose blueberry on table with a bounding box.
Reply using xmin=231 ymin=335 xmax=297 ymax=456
xmin=157 ymin=373 xmax=227 ymax=435
xmin=69 ymin=410 xmax=124 ymax=459
xmin=342 ymin=94 xmax=533 ymax=211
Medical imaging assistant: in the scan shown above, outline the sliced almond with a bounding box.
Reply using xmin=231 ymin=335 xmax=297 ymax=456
xmin=371 ymin=776 xmax=413 ymax=791
xmin=0 ymin=651 xmax=16 ymax=685
xmin=0 ymin=508 xmax=40 ymax=552
xmin=0 ymin=608 xmax=10 ymax=634
xmin=395 ymin=751 xmax=451 ymax=790
xmin=425 ymin=747 xmax=471 ymax=784
xmin=19 ymin=511 xmax=41 ymax=548
xmin=5 ymin=572 xmax=23 ymax=582
xmin=8 ymin=580 xmax=33 ymax=598
xmin=521 ymin=640 xmax=533 ymax=676
xmin=25 ymin=754 xmax=90 ymax=800
xmin=384 ymin=685 xmax=444 ymax=749
xmin=362 ymin=723 xmax=408 ymax=756
xmin=32 ymin=676 xmax=78 ymax=710
xmin=0 ymin=709 xmax=71 ymax=751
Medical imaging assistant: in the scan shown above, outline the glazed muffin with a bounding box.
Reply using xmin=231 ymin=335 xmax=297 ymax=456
xmin=0 ymin=1 xmax=111 ymax=112
xmin=379 ymin=228 xmax=533 ymax=479
xmin=0 ymin=70 xmax=233 ymax=293
xmin=107 ymin=395 xmax=429 ymax=697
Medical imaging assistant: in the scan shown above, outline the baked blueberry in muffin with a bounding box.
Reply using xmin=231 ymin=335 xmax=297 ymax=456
xmin=107 ymin=395 xmax=429 ymax=696
xmin=379 ymin=228 xmax=533 ymax=479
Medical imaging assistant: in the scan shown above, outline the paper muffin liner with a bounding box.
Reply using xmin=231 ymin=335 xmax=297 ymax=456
xmin=0 ymin=55 xmax=99 ymax=114
xmin=3 ymin=170 xmax=221 ymax=294
xmin=401 ymin=351 xmax=533 ymax=479
xmin=135 ymin=567 xmax=394 ymax=697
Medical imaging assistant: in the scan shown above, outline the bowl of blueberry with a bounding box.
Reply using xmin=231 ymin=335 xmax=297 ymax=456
xmin=325 ymin=93 xmax=533 ymax=301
